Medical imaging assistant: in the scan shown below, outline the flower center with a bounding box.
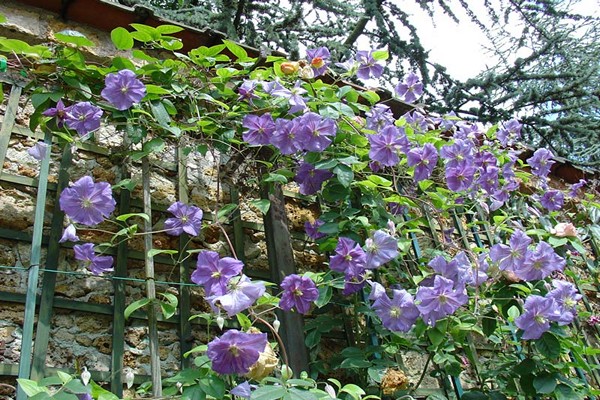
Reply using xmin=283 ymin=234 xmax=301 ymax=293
xmin=81 ymin=198 xmax=93 ymax=209
xmin=181 ymin=215 xmax=189 ymax=223
xmin=293 ymin=288 xmax=303 ymax=297
xmin=229 ymin=345 xmax=240 ymax=357
xmin=311 ymin=57 xmax=324 ymax=68
xmin=438 ymin=294 xmax=447 ymax=304
xmin=389 ymin=306 xmax=402 ymax=318
xmin=534 ymin=314 xmax=546 ymax=324
xmin=211 ymin=271 xmax=221 ymax=279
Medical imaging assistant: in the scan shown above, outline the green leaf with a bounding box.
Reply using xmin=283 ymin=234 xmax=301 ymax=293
xmin=461 ymin=391 xmax=488 ymax=400
xmin=116 ymin=212 xmax=150 ymax=222
xmin=16 ymin=379 xmax=48 ymax=396
xmin=63 ymin=379 xmax=89 ymax=394
xmin=198 ymin=376 xmax=226 ymax=399
xmin=156 ymin=24 xmax=185 ymax=34
xmin=250 ymin=199 xmax=271 ymax=214
xmin=146 ymin=85 xmax=171 ymax=95
xmin=535 ymin=332 xmax=561 ymax=359
xmin=98 ymin=393 xmax=120 ymax=400
xmin=340 ymin=358 xmax=372 ymax=369
xmin=111 ymin=27 xmax=134 ymax=50
xmin=160 ymin=301 xmax=177 ymax=320
xmin=0 ymin=13 xmax=6 ymax=23
xmin=339 ymin=384 xmax=365 ymax=400
xmin=315 ymin=285 xmax=332 ymax=308
xmin=426 ymin=395 xmax=448 ymax=400
xmin=251 ymin=386 xmax=287 ymax=400
xmin=367 ymin=174 xmax=392 ymax=187
xmin=113 ymin=179 xmax=137 ymax=192
xmin=334 ymin=164 xmax=354 ymax=188
xmin=371 ymin=50 xmax=388 ymax=60
xmin=285 ymin=388 xmax=317 ymax=400
xmin=555 ymin=384 xmax=579 ymax=400
xmin=55 ymin=30 xmax=95 ymax=47
xmin=264 ymin=173 xmax=288 ymax=184
xmin=236 ymin=313 xmax=252 ymax=330
xmin=482 ymin=312 xmax=497 ymax=336
xmin=182 ymin=385 xmax=206 ymax=400
xmin=217 ymin=203 xmax=238 ymax=222
xmin=148 ymin=249 xmax=179 ymax=258
xmin=124 ymin=298 xmax=152 ymax=319
xmin=224 ymin=39 xmax=248 ymax=60
xmin=57 ymin=370 xmax=73 ymax=384
xmin=533 ymin=373 xmax=557 ymax=394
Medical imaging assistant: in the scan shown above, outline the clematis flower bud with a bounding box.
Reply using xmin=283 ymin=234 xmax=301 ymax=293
xmin=125 ymin=369 xmax=135 ymax=389
xmin=552 ymin=222 xmax=577 ymax=237
xmin=280 ymin=62 xmax=299 ymax=75
xmin=216 ymin=315 xmax=225 ymax=330
xmin=272 ymin=318 xmax=280 ymax=334
xmin=80 ymin=366 xmax=91 ymax=386
xmin=298 ymin=66 xmax=315 ymax=79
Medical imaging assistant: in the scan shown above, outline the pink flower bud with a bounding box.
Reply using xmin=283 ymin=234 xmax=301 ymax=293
xmin=552 ymin=222 xmax=577 ymax=237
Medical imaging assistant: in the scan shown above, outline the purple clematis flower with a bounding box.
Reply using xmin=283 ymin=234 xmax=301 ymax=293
xmin=407 ymin=143 xmax=438 ymax=182
xmin=101 ymin=69 xmax=146 ymax=110
xmin=295 ymin=161 xmax=333 ymax=195
xmin=242 ymin=113 xmax=275 ymax=146
xmin=368 ymin=126 xmax=409 ymax=167
xmin=271 ymin=81 xmax=308 ymax=114
xmin=59 ymin=176 xmax=116 ymax=226
xmin=231 ymin=381 xmax=253 ymax=398
xmin=527 ymin=148 xmax=555 ymax=178
xmin=207 ymin=329 xmax=267 ymax=375
xmin=305 ymin=220 xmax=326 ymax=240
xmin=306 ymin=47 xmax=330 ymax=77
xmin=208 ymin=275 xmax=266 ymax=317
xmin=539 ymin=190 xmax=564 ymax=211
xmin=569 ymin=179 xmax=586 ymax=198
xmin=370 ymin=285 xmax=419 ymax=332
xmin=330 ymin=237 xmax=367 ymax=275
xmin=279 ymin=274 xmax=319 ymax=314
xmin=191 ymin=251 xmax=244 ymax=296
xmin=489 ymin=230 xmax=532 ymax=273
xmin=445 ymin=162 xmax=476 ymax=193
xmin=546 ymin=279 xmax=582 ymax=326
xmin=296 ymin=112 xmax=337 ymax=152
xmin=366 ymin=104 xmax=395 ymax=130
xmin=28 ymin=141 xmax=49 ymax=161
xmin=342 ymin=269 xmax=368 ymax=296
xmin=65 ymin=102 xmax=103 ymax=136
xmin=164 ymin=201 xmax=203 ymax=236
xmin=497 ymin=119 xmax=522 ymax=146
xmin=429 ymin=252 xmax=475 ymax=287
xmin=43 ymin=99 xmax=70 ymax=128
xmin=59 ymin=224 xmax=80 ymax=243
xmin=74 ymin=243 xmax=114 ymax=275
xmin=515 ymin=295 xmax=561 ymax=340
xmin=515 ymin=241 xmax=565 ymax=281
xmin=395 ymin=72 xmax=423 ymax=103
xmin=364 ymin=230 xmax=398 ymax=269
xmin=237 ymin=80 xmax=260 ymax=103
xmin=355 ymin=50 xmax=384 ymax=80
xmin=271 ymin=118 xmax=302 ymax=155
xmin=416 ymin=275 xmax=468 ymax=326
xmin=440 ymin=139 xmax=474 ymax=169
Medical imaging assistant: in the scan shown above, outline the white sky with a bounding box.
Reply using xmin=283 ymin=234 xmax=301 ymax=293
xmin=404 ymin=0 xmax=600 ymax=81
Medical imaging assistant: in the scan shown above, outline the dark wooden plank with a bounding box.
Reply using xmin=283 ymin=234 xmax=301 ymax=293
xmin=31 ymin=145 xmax=72 ymax=380
xmin=261 ymin=182 xmax=309 ymax=376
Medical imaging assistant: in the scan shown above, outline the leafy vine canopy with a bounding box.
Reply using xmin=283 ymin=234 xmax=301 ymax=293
xmin=1 ymin=18 xmax=600 ymax=400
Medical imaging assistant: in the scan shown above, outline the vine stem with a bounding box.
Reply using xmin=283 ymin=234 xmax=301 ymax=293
xmin=413 ymin=352 xmax=433 ymax=391
xmin=211 ymin=148 xmax=239 ymax=259
xmin=252 ymin=314 xmax=290 ymax=374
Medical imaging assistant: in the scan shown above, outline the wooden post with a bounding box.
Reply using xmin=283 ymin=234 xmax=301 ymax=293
xmin=142 ymin=157 xmax=161 ymax=396
xmin=261 ymin=182 xmax=309 ymax=376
